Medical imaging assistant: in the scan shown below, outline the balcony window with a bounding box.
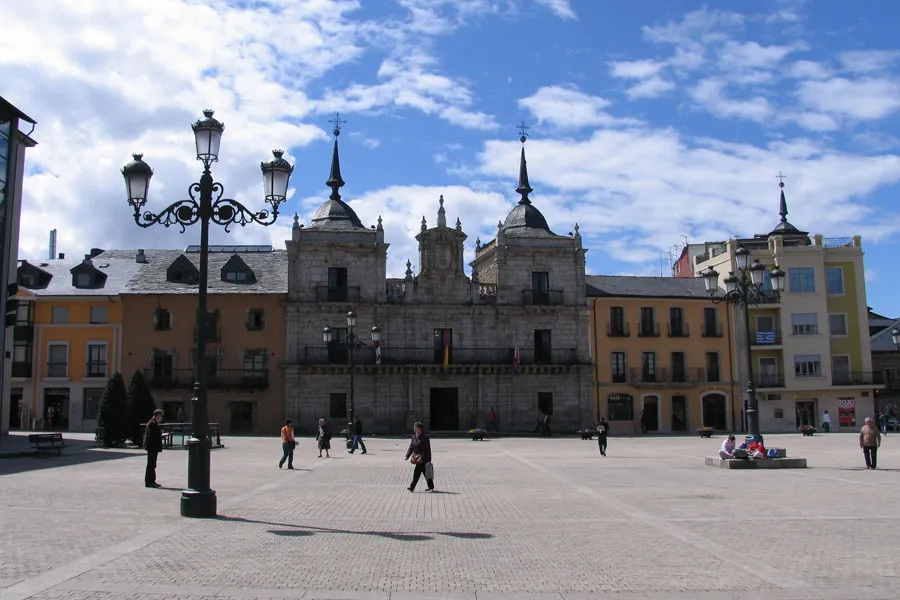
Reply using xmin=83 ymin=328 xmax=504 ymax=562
xmin=608 ymin=307 xmax=627 ymax=337
xmin=794 ymin=354 xmax=822 ymax=378
xmin=826 ymin=267 xmax=844 ymax=295
xmin=639 ymin=307 xmax=657 ymax=337
xmin=789 ymin=267 xmax=815 ymax=293
xmin=702 ymin=307 xmax=721 ymax=337
xmin=611 ymin=352 xmax=626 ymax=383
xmin=531 ymin=271 xmax=550 ymax=305
xmin=243 ymin=349 xmax=267 ymax=378
xmin=832 ymin=355 xmax=850 ymax=384
xmin=51 ymin=306 xmax=68 ymax=324
xmin=669 ymin=307 xmax=686 ymax=337
xmin=328 ymin=328 xmax=349 ymax=363
xmin=829 ymin=313 xmax=847 ymax=336
xmin=607 ymin=393 xmax=634 ymax=421
xmin=706 ymin=352 xmax=721 ymax=382
xmin=86 ymin=344 xmax=107 ymax=378
xmin=534 ymin=329 xmax=552 ymax=364
xmin=641 ymin=351 xmax=656 ymax=382
xmin=47 ymin=344 xmax=68 ymax=377
xmin=671 ymin=352 xmax=686 ymax=382
xmin=327 ymin=267 xmax=348 ymax=301
xmin=791 ymin=313 xmax=818 ymax=335
xmin=152 ymin=351 xmax=174 ymax=380
xmin=90 ymin=306 xmax=107 ymax=324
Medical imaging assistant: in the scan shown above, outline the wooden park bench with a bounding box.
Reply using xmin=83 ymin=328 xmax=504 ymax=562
xmin=29 ymin=433 xmax=64 ymax=456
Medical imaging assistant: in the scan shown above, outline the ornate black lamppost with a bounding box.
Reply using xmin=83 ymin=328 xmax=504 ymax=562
xmin=700 ymin=247 xmax=785 ymax=439
xmin=121 ymin=109 xmax=293 ymax=518
xmin=892 ymin=329 xmax=900 ymax=351
xmin=322 ymin=311 xmax=380 ymax=447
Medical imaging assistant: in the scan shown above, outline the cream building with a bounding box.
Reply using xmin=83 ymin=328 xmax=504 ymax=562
xmin=694 ymin=182 xmax=879 ymax=433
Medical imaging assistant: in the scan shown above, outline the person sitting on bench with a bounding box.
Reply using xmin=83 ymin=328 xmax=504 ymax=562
xmin=719 ymin=435 xmax=736 ymax=459
xmin=748 ymin=439 xmax=767 ymax=459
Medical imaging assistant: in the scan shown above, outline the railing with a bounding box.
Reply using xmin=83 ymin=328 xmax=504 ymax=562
xmin=47 ymin=362 xmax=67 ymax=377
xmin=521 ymin=289 xmax=564 ymax=306
xmin=11 ymin=362 xmax=31 ymax=378
xmin=607 ymin=322 xmax=630 ymax=337
xmin=143 ymin=368 xmax=270 ymax=389
xmin=756 ymin=375 xmax=786 ymax=388
xmin=611 ymin=372 xmax=628 ymax=384
xmin=476 ymin=283 xmax=497 ymax=301
xmin=85 ymin=362 xmax=107 ymax=378
xmin=832 ymin=371 xmax=884 ymax=386
xmin=752 ymin=330 xmax=783 ymax=345
xmin=823 ymin=237 xmax=853 ymax=248
xmin=668 ymin=322 xmax=690 ymax=337
xmin=702 ymin=322 xmax=723 ymax=337
xmin=629 ymin=367 xmax=706 ymax=384
xmin=315 ymin=285 xmax=361 ymax=303
xmin=299 ymin=346 xmax=581 ymax=366
xmin=637 ymin=322 xmax=660 ymax=337
xmin=706 ymin=368 xmax=722 ymax=383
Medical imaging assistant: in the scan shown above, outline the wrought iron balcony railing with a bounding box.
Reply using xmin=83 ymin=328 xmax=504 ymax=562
xmin=299 ymin=346 xmax=582 ymax=366
xmin=702 ymin=322 xmax=723 ymax=337
xmin=607 ymin=322 xmax=630 ymax=337
xmin=144 ymin=368 xmax=269 ymax=389
xmin=667 ymin=322 xmax=690 ymax=337
xmin=832 ymin=371 xmax=884 ymax=386
xmin=521 ymin=289 xmax=564 ymax=306
xmin=315 ymin=285 xmax=361 ymax=303
xmin=637 ymin=322 xmax=660 ymax=337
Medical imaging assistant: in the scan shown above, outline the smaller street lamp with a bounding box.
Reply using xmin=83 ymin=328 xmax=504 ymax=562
xmin=892 ymin=328 xmax=900 ymax=352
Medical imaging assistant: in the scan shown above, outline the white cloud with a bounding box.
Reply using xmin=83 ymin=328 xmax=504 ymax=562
xmin=534 ymin=0 xmax=577 ymax=20
xmin=797 ymin=78 xmax=900 ymax=120
xmin=518 ymin=85 xmax=641 ymax=129
xmin=626 ymin=77 xmax=676 ymax=99
xmin=785 ymin=60 xmax=832 ymax=80
xmin=610 ymin=60 xmax=666 ymax=79
xmin=719 ymin=41 xmax=801 ymax=70
xmin=689 ymin=79 xmax=773 ymax=122
xmin=839 ymin=51 xmax=900 ymax=74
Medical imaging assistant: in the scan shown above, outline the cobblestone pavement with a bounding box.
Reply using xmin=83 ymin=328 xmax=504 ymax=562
xmin=2 ymin=431 xmax=900 ymax=599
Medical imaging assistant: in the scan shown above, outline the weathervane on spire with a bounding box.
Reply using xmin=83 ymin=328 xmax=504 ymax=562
xmin=776 ymin=171 xmax=787 ymax=188
xmin=329 ymin=112 xmax=347 ymax=137
xmin=517 ymin=121 xmax=530 ymax=144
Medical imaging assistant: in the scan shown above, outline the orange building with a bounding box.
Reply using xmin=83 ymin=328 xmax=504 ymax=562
xmin=12 ymin=250 xmax=139 ymax=431
xmin=119 ymin=246 xmax=287 ymax=434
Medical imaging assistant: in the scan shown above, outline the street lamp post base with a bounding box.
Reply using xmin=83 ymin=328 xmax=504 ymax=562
xmin=181 ymin=488 xmax=217 ymax=518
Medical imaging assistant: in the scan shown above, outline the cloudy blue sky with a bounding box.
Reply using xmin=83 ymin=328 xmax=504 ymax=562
xmin=3 ymin=0 xmax=900 ymax=312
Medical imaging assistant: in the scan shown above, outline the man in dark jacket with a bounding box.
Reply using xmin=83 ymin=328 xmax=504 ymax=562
xmin=144 ymin=409 xmax=164 ymax=488
xmin=404 ymin=422 xmax=434 ymax=492
xmin=349 ymin=418 xmax=367 ymax=454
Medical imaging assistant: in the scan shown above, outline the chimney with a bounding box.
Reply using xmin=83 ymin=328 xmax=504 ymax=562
xmin=83 ymin=253 xmax=93 ymax=265
xmin=49 ymin=229 xmax=57 ymax=260
xmin=135 ymin=249 xmax=147 ymax=264
xmin=89 ymin=248 xmax=104 ymax=258
xmin=58 ymin=253 xmax=65 ymax=259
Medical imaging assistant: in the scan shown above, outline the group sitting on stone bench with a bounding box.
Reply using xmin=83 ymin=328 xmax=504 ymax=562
xmin=719 ymin=435 xmax=768 ymax=460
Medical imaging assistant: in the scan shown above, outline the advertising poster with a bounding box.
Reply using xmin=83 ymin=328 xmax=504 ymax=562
xmin=838 ymin=397 xmax=856 ymax=427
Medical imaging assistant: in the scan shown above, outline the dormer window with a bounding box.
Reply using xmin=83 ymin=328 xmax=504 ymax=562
xmin=220 ymin=254 xmax=256 ymax=284
xmin=21 ymin=273 xmax=35 ymax=287
xmin=166 ymin=254 xmax=200 ymax=285
xmin=71 ymin=261 xmax=107 ymax=289
xmin=17 ymin=261 xmax=52 ymax=290
xmin=76 ymin=273 xmax=92 ymax=287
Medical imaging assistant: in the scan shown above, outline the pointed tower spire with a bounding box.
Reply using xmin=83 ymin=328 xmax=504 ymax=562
xmin=778 ymin=177 xmax=789 ymax=223
xmin=437 ymin=195 xmax=447 ymax=228
xmin=516 ymin=123 xmax=533 ymax=205
xmin=769 ymin=172 xmax=806 ymax=236
xmin=326 ymin=113 xmax=347 ymax=201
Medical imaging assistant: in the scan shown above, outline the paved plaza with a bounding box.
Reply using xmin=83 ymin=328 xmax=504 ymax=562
xmin=1 ymin=431 xmax=899 ymax=600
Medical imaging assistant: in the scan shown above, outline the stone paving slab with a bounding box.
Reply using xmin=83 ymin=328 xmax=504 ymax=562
xmin=2 ymin=432 xmax=900 ymax=599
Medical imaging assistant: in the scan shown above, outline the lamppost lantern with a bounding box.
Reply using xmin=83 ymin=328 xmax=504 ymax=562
xmin=700 ymin=267 xmax=719 ymax=295
xmin=770 ymin=266 xmax=785 ymax=293
xmin=371 ymin=325 xmax=381 ymax=342
xmin=122 ymin=153 xmax=153 ymax=209
xmin=122 ymin=109 xmax=288 ymax=519
xmin=260 ymin=149 xmax=294 ymax=208
xmin=322 ymin=326 xmax=334 ymax=344
xmin=346 ymin=310 xmax=357 ymax=328
xmin=734 ymin=246 xmax=750 ymax=270
xmin=723 ymin=272 xmax=739 ymax=295
xmin=892 ymin=328 xmax=900 ymax=347
xmin=749 ymin=259 xmax=766 ymax=287
xmin=191 ymin=109 xmax=224 ymax=167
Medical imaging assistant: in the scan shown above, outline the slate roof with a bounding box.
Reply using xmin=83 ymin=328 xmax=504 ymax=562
xmin=123 ymin=249 xmax=288 ymax=294
xmin=307 ymin=198 xmax=367 ymax=230
xmin=17 ymin=250 xmax=144 ymax=296
xmin=586 ymin=275 xmax=710 ymax=299
xmin=502 ymin=203 xmax=560 ymax=238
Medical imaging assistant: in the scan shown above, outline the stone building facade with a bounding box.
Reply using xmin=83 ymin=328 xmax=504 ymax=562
xmin=284 ymin=136 xmax=593 ymax=434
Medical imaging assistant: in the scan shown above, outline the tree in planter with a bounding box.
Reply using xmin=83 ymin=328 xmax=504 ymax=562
xmin=128 ymin=370 xmax=156 ymax=446
xmin=98 ymin=372 xmax=129 ymax=447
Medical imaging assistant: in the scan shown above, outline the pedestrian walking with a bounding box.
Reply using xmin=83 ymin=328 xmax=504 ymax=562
xmin=348 ymin=417 xmax=367 ymax=454
xmin=822 ymin=409 xmax=831 ymax=433
xmin=596 ymin=417 xmax=609 ymax=456
xmin=860 ymin=416 xmax=882 ymax=469
xmin=640 ymin=408 xmax=648 ymax=434
xmin=533 ymin=411 xmax=544 ymax=435
xmin=279 ymin=419 xmax=296 ymax=469
xmin=144 ymin=409 xmax=164 ymax=488
xmin=316 ymin=418 xmax=331 ymax=458
xmin=404 ymin=421 xmax=434 ymax=492
xmin=487 ymin=407 xmax=498 ymax=432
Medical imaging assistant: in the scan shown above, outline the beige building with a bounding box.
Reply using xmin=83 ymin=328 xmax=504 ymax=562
xmin=587 ymin=276 xmax=736 ymax=435
xmin=694 ymin=183 xmax=879 ymax=432
xmin=120 ymin=247 xmax=288 ymax=435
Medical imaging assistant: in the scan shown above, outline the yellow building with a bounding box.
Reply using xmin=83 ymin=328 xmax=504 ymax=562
xmin=693 ymin=183 xmax=879 ymax=432
xmin=587 ymin=276 xmax=736 ymax=434
xmin=11 ymin=250 xmax=140 ymax=431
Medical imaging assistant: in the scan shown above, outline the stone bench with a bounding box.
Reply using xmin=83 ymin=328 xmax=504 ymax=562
xmin=705 ymin=456 xmax=807 ymax=469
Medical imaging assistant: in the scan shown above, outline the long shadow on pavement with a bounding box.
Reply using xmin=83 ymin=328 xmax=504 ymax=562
xmin=218 ymin=515 xmax=493 ymax=542
xmin=0 ymin=437 xmax=143 ymax=476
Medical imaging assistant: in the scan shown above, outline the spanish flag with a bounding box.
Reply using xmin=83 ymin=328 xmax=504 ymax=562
xmin=443 ymin=343 xmax=450 ymax=368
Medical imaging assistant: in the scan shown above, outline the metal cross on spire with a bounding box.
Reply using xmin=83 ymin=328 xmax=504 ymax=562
xmin=776 ymin=171 xmax=787 ymax=188
xmin=329 ymin=112 xmax=347 ymax=137
xmin=517 ymin=121 xmax=530 ymax=144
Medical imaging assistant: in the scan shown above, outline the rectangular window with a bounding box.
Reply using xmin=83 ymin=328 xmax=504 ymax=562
xmin=702 ymin=307 xmax=720 ymax=337
xmin=826 ymin=267 xmax=844 ymax=295
xmin=229 ymin=402 xmax=254 ymax=434
xmin=538 ymin=392 xmax=553 ymax=416
xmin=832 ymin=355 xmax=851 ymax=384
xmin=434 ymin=328 xmax=453 ymax=364
xmin=83 ymin=388 xmax=104 ymax=420
xmin=789 ymin=267 xmax=815 ymax=293
xmin=243 ymin=350 xmax=266 ymax=376
xmin=607 ymin=394 xmax=634 ymax=421
xmin=75 ymin=273 xmax=91 ymax=287
xmin=669 ymin=307 xmax=686 ymax=336
xmin=639 ymin=307 xmax=657 ymax=337
xmin=641 ymin=351 xmax=656 ymax=382
xmin=153 ymin=308 xmax=171 ymax=331
xmin=13 ymin=342 xmax=31 ymax=363
xmin=829 ymin=313 xmax=848 ymax=336
xmin=152 ymin=351 xmax=174 ymax=378
xmin=328 ymin=327 xmax=349 ymax=363
xmin=706 ymin=352 xmax=721 ymax=382
xmin=755 ymin=314 xmax=777 ymax=344
xmin=608 ymin=306 xmax=627 ymax=336
xmin=15 ymin=302 xmax=32 ymax=325
xmin=534 ymin=329 xmax=552 ymax=364
xmin=47 ymin=344 xmax=67 ymax=377
xmin=611 ymin=352 xmax=626 ymax=383
xmin=791 ymin=313 xmax=819 ymax=335
xmin=327 ymin=267 xmax=348 ymax=301
xmin=671 ymin=352 xmax=685 ymax=382
xmin=761 ymin=269 xmax=773 ymax=293
xmin=196 ymin=310 xmax=220 ymax=342
xmin=330 ymin=392 xmax=347 ymax=419
xmin=86 ymin=344 xmax=107 ymax=377
xmin=759 ymin=357 xmax=779 ymax=386
xmin=245 ymin=309 xmax=265 ymax=331
xmin=51 ymin=306 xmax=68 ymax=324
xmin=794 ymin=354 xmax=822 ymax=378
xmin=531 ymin=271 xmax=550 ymax=305
xmin=89 ymin=306 xmax=108 ymax=324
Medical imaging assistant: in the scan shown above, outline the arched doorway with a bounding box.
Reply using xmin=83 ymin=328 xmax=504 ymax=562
xmin=702 ymin=393 xmax=727 ymax=430
xmin=641 ymin=395 xmax=660 ymax=432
